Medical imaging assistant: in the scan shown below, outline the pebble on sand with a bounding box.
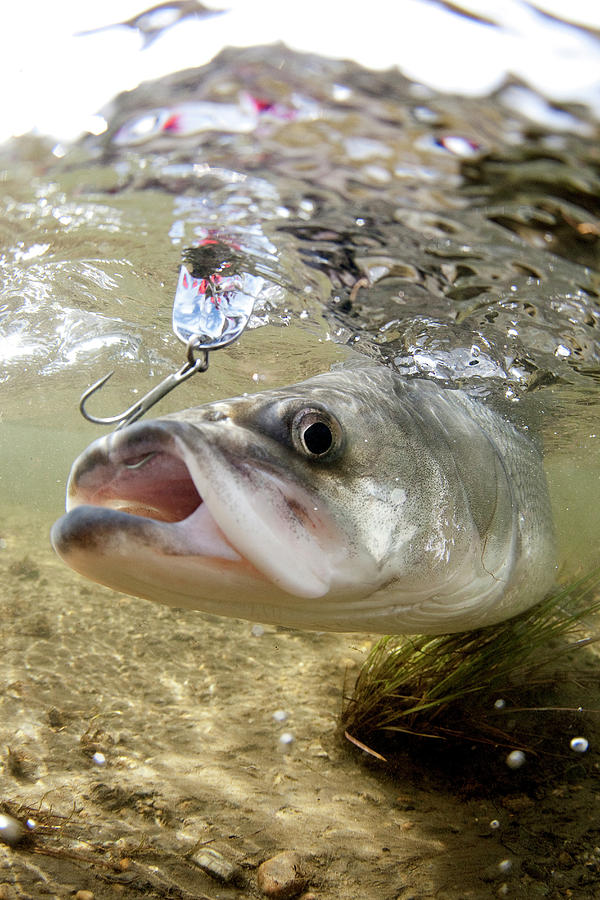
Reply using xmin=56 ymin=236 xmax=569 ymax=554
xmin=191 ymin=846 xmax=241 ymax=883
xmin=257 ymin=851 xmax=308 ymax=899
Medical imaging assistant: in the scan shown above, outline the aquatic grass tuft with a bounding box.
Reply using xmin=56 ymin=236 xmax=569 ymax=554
xmin=342 ymin=569 xmax=600 ymax=754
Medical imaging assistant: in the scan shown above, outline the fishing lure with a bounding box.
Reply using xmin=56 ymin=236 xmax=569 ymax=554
xmin=80 ymin=242 xmax=256 ymax=430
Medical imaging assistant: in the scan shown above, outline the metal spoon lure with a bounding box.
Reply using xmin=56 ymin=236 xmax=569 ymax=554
xmin=79 ymin=261 xmax=256 ymax=430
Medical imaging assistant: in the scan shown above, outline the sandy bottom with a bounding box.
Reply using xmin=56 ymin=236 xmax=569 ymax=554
xmin=1 ymin=511 xmax=600 ymax=899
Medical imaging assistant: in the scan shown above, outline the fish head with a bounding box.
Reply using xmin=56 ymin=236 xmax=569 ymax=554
xmin=51 ymin=367 xmax=429 ymax=625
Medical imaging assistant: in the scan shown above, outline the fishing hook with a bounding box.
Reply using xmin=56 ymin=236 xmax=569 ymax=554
xmin=79 ymin=337 xmax=210 ymax=431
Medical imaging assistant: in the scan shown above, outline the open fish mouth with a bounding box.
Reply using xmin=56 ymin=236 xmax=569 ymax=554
xmin=57 ymin=424 xmax=241 ymax=560
xmin=51 ymin=416 xmax=343 ymax=611
xmin=72 ymin=445 xmax=203 ymax=523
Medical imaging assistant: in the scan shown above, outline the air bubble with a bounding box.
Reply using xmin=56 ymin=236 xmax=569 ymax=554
xmin=505 ymin=750 xmax=526 ymax=769
xmin=498 ymin=859 xmax=512 ymax=874
xmin=273 ymin=710 xmax=289 ymax=723
xmin=92 ymin=751 xmax=106 ymax=766
xmin=251 ymin=624 xmax=265 ymax=637
xmin=0 ymin=813 xmax=26 ymax=847
xmin=570 ymin=737 xmax=589 ymax=753
xmin=490 ymin=819 xmax=500 ymax=830
xmin=494 ymin=699 xmax=506 ymax=709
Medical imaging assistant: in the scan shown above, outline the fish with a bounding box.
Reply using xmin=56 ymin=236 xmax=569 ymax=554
xmin=50 ymin=361 xmax=556 ymax=635
xmin=111 ymin=94 xmax=306 ymax=145
xmin=112 ymin=101 xmax=259 ymax=145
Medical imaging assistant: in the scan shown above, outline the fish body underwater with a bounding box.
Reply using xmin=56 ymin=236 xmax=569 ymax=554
xmin=48 ymin=44 xmax=600 ymax=634
xmin=51 ymin=362 xmax=555 ymax=634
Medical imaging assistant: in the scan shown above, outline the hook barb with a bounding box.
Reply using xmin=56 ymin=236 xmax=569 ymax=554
xmin=79 ymin=346 xmax=209 ymax=430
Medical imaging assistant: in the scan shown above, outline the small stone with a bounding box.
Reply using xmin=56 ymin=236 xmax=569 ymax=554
xmin=75 ymin=892 xmax=95 ymax=900
xmin=0 ymin=813 xmax=26 ymax=847
xmin=192 ymin=847 xmax=240 ymax=883
xmin=257 ymin=851 xmax=307 ymax=899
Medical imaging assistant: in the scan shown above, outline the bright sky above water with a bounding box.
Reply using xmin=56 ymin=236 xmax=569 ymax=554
xmin=1 ymin=0 xmax=600 ymax=142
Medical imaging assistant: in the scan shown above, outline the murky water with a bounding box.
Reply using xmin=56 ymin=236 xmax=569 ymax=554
xmin=2 ymin=32 xmax=600 ymax=900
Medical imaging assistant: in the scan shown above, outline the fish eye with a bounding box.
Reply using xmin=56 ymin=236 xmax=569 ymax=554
xmin=291 ymin=408 xmax=342 ymax=459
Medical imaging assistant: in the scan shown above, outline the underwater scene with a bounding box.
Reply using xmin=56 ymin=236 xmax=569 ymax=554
xmin=2 ymin=2 xmax=600 ymax=897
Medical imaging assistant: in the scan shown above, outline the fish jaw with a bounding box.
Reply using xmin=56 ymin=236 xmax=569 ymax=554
xmin=50 ymin=417 xmax=349 ymax=615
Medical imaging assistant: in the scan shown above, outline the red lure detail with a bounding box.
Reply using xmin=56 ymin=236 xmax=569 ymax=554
xmin=162 ymin=113 xmax=182 ymax=132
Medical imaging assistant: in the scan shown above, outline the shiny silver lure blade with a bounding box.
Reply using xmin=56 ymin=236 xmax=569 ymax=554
xmin=172 ymin=264 xmax=256 ymax=350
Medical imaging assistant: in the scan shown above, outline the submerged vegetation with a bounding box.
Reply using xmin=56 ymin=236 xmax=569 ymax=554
xmin=342 ymin=570 xmax=600 ymax=757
